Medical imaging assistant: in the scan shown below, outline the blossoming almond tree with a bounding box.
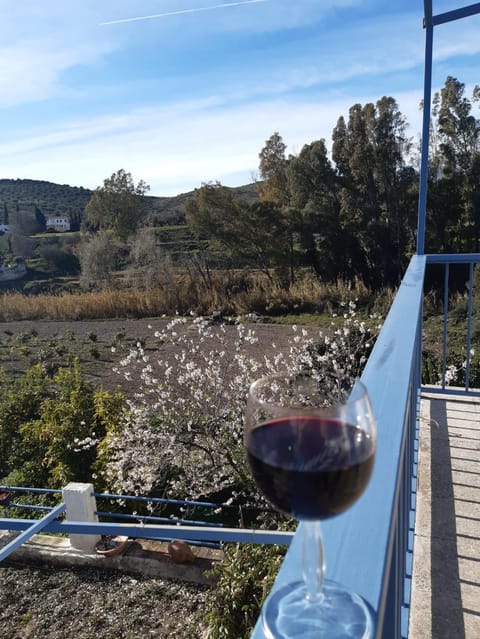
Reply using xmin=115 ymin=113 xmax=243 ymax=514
xmin=99 ymin=307 xmax=381 ymax=507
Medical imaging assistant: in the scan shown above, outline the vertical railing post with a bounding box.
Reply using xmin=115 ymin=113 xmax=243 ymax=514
xmin=417 ymin=1 xmax=434 ymax=255
xmin=63 ymin=482 xmax=101 ymax=553
xmin=441 ymin=264 xmax=449 ymax=388
xmin=465 ymin=262 xmax=474 ymax=391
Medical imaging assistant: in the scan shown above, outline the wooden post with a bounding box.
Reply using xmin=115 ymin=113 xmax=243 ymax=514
xmin=62 ymin=482 xmax=101 ymax=553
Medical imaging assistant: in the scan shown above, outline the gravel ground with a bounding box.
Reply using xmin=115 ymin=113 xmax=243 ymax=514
xmin=0 ymin=562 xmax=208 ymax=639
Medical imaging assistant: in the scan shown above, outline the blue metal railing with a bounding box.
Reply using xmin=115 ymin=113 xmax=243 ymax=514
xmin=424 ymin=254 xmax=480 ymax=396
xmin=0 ymin=503 xmax=66 ymax=562
xmin=0 ymin=517 xmax=294 ymax=546
xmin=251 ymin=252 xmax=479 ymax=638
xmin=251 ymin=254 xmax=427 ymax=639
xmin=0 ymin=486 xmax=295 ymax=553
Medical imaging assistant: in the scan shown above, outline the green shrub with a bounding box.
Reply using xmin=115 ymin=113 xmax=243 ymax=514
xmin=203 ymin=542 xmax=287 ymax=639
xmin=422 ymin=348 xmax=480 ymax=387
xmin=0 ymin=361 xmax=127 ymax=487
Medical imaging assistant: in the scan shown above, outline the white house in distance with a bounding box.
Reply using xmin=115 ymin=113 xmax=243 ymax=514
xmin=46 ymin=216 xmax=71 ymax=232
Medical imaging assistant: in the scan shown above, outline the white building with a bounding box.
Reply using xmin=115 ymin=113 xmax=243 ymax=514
xmin=46 ymin=216 xmax=71 ymax=232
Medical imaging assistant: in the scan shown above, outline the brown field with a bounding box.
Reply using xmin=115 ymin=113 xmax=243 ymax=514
xmin=0 ymin=317 xmax=307 ymax=399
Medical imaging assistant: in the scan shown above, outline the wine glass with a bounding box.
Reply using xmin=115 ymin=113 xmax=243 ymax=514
xmin=245 ymin=373 xmax=376 ymax=638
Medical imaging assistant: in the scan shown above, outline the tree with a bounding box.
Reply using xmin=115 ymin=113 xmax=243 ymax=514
xmin=0 ymin=362 xmax=126 ymax=488
xmin=85 ymin=169 xmax=150 ymax=241
xmin=331 ymin=98 xmax=415 ymax=286
xmin=34 ymin=206 xmax=46 ymax=231
xmin=332 ymin=103 xmax=380 ymax=284
xmin=286 ymin=139 xmax=341 ymax=278
xmin=438 ymin=76 xmax=480 ymax=175
xmin=258 ymin=132 xmax=289 ymax=205
xmin=21 ymin=362 xmax=125 ymax=486
xmin=186 ymin=182 xmax=293 ymax=283
xmin=331 ymin=116 xmax=349 ymax=177
xmin=128 ymin=227 xmax=166 ymax=289
xmin=0 ymin=365 xmax=47 ymax=482
xmin=99 ymin=308 xmax=380 ymax=503
xmin=425 ymin=77 xmax=480 ymax=252
xmin=39 ymin=243 xmax=80 ymax=276
xmin=374 ymin=96 xmax=415 ymax=275
xmin=77 ymin=231 xmax=119 ymax=290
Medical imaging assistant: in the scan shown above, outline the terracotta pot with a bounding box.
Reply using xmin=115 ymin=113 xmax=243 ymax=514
xmin=167 ymin=539 xmax=196 ymax=563
xmin=95 ymin=535 xmax=129 ymax=557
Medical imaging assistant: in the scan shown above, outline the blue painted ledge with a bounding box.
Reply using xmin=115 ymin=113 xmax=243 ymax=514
xmin=251 ymin=255 xmax=426 ymax=638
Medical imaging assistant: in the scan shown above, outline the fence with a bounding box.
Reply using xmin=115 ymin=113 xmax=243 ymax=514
xmin=252 ymin=253 xmax=479 ymax=638
xmin=0 ymin=483 xmax=294 ymax=563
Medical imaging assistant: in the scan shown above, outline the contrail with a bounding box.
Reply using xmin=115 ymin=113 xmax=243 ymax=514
xmin=100 ymin=0 xmax=270 ymax=26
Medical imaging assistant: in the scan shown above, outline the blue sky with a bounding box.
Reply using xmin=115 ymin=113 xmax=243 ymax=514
xmin=0 ymin=1 xmax=479 ymax=196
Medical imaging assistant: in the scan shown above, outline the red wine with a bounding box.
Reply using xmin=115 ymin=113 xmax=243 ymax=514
xmin=246 ymin=416 xmax=375 ymax=519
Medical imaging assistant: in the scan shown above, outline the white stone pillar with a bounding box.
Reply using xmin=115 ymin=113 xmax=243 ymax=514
xmin=62 ymin=482 xmax=101 ymax=553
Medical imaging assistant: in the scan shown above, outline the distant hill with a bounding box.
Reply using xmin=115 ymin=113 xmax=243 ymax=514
xmin=0 ymin=178 xmax=260 ymax=227
xmin=0 ymin=179 xmax=92 ymax=222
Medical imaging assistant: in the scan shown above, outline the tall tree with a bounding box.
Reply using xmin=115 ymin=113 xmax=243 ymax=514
xmin=332 ymin=98 xmax=414 ymax=286
xmin=331 ymin=116 xmax=349 ymax=177
xmin=34 ymin=206 xmax=46 ymax=231
xmin=85 ymin=169 xmax=150 ymax=241
xmin=374 ymin=96 xmax=415 ymax=276
xmin=286 ymin=139 xmax=341 ymax=278
xmin=426 ymin=77 xmax=480 ymax=252
xmin=332 ymin=103 xmax=380 ymax=284
xmin=258 ymin=132 xmax=289 ymax=205
xmin=438 ymin=76 xmax=480 ymax=175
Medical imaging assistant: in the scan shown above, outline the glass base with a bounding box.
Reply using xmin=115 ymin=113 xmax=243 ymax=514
xmin=263 ymin=579 xmax=374 ymax=639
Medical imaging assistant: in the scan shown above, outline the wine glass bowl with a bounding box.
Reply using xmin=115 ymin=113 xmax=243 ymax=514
xmin=245 ymin=373 xmax=376 ymax=638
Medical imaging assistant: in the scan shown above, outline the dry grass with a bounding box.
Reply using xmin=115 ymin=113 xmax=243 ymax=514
xmin=0 ymin=271 xmax=391 ymax=321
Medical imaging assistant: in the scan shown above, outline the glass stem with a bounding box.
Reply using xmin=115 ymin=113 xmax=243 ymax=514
xmin=302 ymin=520 xmax=325 ymax=603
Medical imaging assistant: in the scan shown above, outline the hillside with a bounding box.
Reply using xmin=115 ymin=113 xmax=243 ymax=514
xmin=0 ymin=178 xmax=260 ymax=227
xmin=0 ymin=179 xmax=92 ymax=220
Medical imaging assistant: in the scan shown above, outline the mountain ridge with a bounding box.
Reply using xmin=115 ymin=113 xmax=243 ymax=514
xmin=0 ymin=178 xmax=259 ymax=225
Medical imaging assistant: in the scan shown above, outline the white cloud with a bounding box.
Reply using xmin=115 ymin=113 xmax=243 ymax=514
xmin=0 ymin=1 xmax=362 ymax=110
xmin=433 ymin=16 xmax=480 ymax=60
xmin=0 ymin=88 xmax=425 ymax=196
xmin=3 ymin=1 xmax=476 ymax=113
xmin=1 ymin=0 xmax=478 ymax=196
xmin=0 ymin=40 xmax=113 ymax=108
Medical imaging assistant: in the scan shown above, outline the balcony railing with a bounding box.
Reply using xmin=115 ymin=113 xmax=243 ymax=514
xmin=251 ymin=252 xmax=479 ymax=639
xmin=0 ymin=486 xmax=294 ymax=559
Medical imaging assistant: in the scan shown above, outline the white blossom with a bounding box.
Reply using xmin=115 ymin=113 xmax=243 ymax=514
xmin=444 ymin=365 xmax=458 ymax=385
xmin=102 ymin=309 xmax=381 ymax=504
